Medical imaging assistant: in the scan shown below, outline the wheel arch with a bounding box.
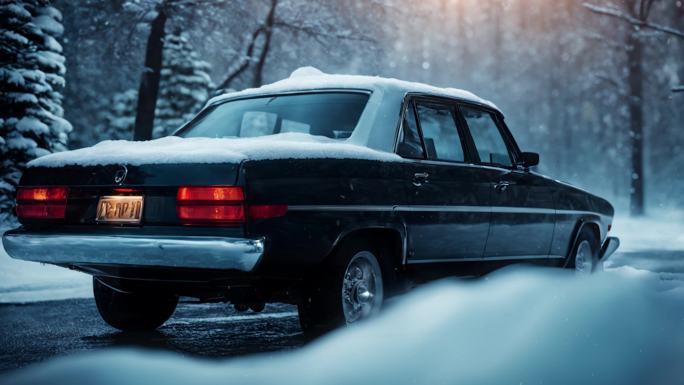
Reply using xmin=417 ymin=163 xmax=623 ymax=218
xmin=564 ymin=219 xmax=601 ymax=267
xmin=327 ymin=226 xmax=406 ymax=272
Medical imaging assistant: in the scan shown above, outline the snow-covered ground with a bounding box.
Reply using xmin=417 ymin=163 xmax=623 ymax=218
xmin=3 ymin=267 xmax=683 ymax=385
xmin=610 ymin=211 xmax=684 ymax=252
xmin=0 ymin=228 xmax=91 ymax=303
xmin=1 ymin=215 xmax=683 ymax=384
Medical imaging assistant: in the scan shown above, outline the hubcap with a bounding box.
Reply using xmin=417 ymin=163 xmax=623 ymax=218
xmin=575 ymin=240 xmax=594 ymax=274
xmin=342 ymin=251 xmax=383 ymax=324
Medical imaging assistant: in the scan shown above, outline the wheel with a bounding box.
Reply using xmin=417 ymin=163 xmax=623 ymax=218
xmin=298 ymin=241 xmax=385 ymax=336
xmin=93 ymin=277 xmax=178 ymax=331
xmin=568 ymin=228 xmax=601 ymax=274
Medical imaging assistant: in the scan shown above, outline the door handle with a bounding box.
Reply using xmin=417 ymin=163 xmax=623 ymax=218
xmin=493 ymin=181 xmax=512 ymax=192
xmin=413 ymin=172 xmax=430 ymax=187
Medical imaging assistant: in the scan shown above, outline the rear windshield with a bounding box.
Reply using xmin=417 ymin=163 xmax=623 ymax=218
xmin=177 ymin=92 xmax=369 ymax=139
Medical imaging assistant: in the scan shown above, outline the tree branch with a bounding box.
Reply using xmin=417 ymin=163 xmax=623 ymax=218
xmin=673 ymin=85 xmax=684 ymax=93
xmin=592 ymin=73 xmax=627 ymax=95
xmin=273 ymin=20 xmax=376 ymax=45
xmin=216 ymin=26 xmax=265 ymax=91
xmin=583 ymin=2 xmax=684 ymax=39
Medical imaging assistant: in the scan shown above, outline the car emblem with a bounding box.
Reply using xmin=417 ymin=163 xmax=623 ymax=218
xmin=113 ymin=165 xmax=128 ymax=185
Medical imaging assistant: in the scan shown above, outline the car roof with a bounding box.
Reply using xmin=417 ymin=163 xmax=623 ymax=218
xmin=207 ymin=67 xmax=499 ymax=112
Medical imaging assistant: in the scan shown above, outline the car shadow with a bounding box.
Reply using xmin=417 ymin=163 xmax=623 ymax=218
xmin=80 ymin=308 xmax=307 ymax=358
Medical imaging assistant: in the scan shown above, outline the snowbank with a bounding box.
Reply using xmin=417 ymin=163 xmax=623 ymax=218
xmin=28 ymin=133 xmax=401 ymax=168
xmin=209 ymin=66 xmax=499 ymax=110
xmin=0 ymin=228 xmax=91 ymax=303
xmin=3 ymin=268 xmax=682 ymax=385
xmin=610 ymin=212 xmax=684 ymax=252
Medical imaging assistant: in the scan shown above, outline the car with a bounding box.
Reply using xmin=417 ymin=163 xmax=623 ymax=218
xmin=3 ymin=68 xmax=619 ymax=335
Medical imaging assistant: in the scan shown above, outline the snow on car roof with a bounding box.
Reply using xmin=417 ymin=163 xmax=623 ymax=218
xmin=27 ymin=68 xmax=499 ymax=168
xmin=208 ymin=66 xmax=499 ymax=111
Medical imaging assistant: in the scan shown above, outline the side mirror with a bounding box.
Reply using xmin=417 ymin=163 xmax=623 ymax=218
xmin=519 ymin=152 xmax=539 ymax=169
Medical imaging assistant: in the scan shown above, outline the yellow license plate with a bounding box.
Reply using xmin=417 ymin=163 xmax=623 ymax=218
xmin=96 ymin=196 xmax=144 ymax=224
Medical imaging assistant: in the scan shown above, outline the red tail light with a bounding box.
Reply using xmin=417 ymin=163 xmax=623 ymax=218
xmin=249 ymin=204 xmax=288 ymax=219
xmin=176 ymin=186 xmax=287 ymax=225
xmin=16 ymin=186 xmax=69 ymax=220
xmin=177 ymin=186 xmax=244 ymax=202
xmin=177 ymin=186 xmax=245 ymax=225
xmin=177 ymin=205 xmax=245 ymax=223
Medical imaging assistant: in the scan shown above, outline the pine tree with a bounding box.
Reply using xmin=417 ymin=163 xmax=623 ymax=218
xmin=153 ymin=31 xmax=212 ymax=138
xmin=0 ymin=0 xmax=71 ymax=223
xmin=98 ymin=89 xmax=137 ymax=141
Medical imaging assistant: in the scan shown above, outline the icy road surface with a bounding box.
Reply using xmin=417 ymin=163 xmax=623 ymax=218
xmin=0 ymin=300 xmax=304 ymax=373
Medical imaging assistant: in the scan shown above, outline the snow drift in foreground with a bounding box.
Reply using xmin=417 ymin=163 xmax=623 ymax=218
xmin=28 ymin=133 xmax=401 ymax=168
xmin=3 ymin=268 xmax=682 ymax=385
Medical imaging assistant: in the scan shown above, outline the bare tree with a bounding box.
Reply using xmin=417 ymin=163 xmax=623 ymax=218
xmin=216 ymin=0 xmax=377 ymax=92
xmin=217 ymin=0 xmax=277 ymax=91
xmin=133 ymin=4 xmax=167 ymax=141
xmin=128 ymin=0 xmax=221 ymax=141
xmin=583 ymin=0 xmax=684 ymax=216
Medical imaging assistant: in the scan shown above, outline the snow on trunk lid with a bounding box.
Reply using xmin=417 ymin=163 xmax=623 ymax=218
xmin=27 ymin=134 xmax=400 ymax=169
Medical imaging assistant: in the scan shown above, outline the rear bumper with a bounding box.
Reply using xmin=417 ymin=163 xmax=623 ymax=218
xmin=600 ymin=236 xmax=620 ymax=261
xmin=2 ymin=230 xmax=265 ymax=272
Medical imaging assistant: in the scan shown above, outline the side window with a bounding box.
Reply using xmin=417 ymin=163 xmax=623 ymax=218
xmin=461 ymin=106 xmax=513 ymax=167
xmin=415 ymin=102 xmax=465 ymax=162
xmin=397 ymin=102 xmax=425 ymax=159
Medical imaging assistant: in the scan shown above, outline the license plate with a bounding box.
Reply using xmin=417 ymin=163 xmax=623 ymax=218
xmin=96 ymin=196 xmax=144 ymax=224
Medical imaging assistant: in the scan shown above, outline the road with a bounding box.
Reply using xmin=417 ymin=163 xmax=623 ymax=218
xmin=0 ymin=300 xmax=304 ymax=373
xmin=0 ymin=249 xmax=680 ymax=375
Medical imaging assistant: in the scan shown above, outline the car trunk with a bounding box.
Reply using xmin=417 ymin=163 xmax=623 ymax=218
xmin=20 ymin=163 xmax=241 ymax=226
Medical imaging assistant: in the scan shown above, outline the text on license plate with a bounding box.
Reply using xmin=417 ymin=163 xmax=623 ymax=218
xmin=96 ymin=196 xmax=144 ymax=224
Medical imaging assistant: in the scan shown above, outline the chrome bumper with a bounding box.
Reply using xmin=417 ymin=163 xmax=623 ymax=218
xmin=2 ymin=231 xmax=265 ymax=272
xmin=600 ymin=236 xmax=620 ymax=261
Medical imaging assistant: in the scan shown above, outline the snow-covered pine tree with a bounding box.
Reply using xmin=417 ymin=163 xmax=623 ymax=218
xmin=0 ymin=0 xmax=71 ymax=223
xmin=98 ymin=89 xmax=138 ymax=140
xmin=153 ymin=31 xmax=212 ymax=138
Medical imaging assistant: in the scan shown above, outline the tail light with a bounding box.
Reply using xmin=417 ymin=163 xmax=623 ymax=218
xmin=16 ymin=186 xmax=69 ymax=220
xmin=176 ymin=186 xmax=287 ymax=226
xmin=248 ymin=204 xmax=288 ymax=219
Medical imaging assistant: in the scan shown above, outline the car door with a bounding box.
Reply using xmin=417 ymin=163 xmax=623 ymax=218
xmin=458 ymin=105 xmax=555 ymax=259
xmin=396 ymin=98 xmax=491 ymax=263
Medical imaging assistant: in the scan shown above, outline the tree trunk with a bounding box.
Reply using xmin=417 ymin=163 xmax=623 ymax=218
xmin=626 ymin=29 xmax=645 ymax=216
xmin=133 ymin=9 xmax=167 ymax=141
xmin=251 ymin=0 xmax=277 ymax=88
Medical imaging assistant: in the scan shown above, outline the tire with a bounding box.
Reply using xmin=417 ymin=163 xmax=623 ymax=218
xmin=298 ymin=240 xmax=386 ymax=337
xmin=93 ymin=277 xmax=178 ymax=331
xmin=568 ymin=227 xmax=601 ymax=274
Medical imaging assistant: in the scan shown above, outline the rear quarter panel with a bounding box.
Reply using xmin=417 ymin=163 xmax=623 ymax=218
xmin=242 ymin=158 xmax=408 ymax=275
xmin=549 ymin=178 xmax=615 ymax=258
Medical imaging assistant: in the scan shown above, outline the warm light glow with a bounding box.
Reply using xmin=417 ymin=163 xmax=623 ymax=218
xmin=17 ymin=186 xmax=68 ymax=202
xmin=177 ymin=186 xmax=244 ymax=202
xmin=16 ymin=186 xmax=69 ymax=220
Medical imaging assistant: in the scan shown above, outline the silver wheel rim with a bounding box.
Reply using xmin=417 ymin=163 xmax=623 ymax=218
xmin=575 ymin=240 xmax=594 ymax=274
xmin=342 ymin=251 xmax=383 ymax=324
